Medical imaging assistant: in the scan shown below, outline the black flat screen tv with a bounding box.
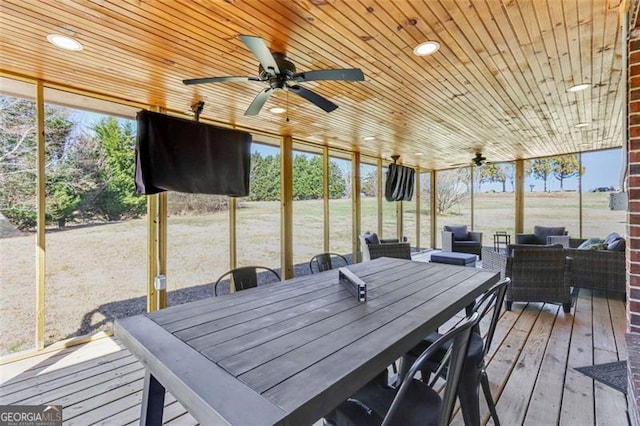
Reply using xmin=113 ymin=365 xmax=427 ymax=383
xmin=385 ymin=163 xmax=415 ymax=201
xmin=134 ymin=110 xmax=252 ymax=196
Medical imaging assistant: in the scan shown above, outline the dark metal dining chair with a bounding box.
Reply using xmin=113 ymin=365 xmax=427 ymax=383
xmin=400 ymin=278 xmax=510 ymax=426
xmin=309 ymin=252 xmax=349 ymax=273
xmin=324 ymin=312 xmax=480 ymax=426
xmin=213 ymin=266 xmax=280 ymax=296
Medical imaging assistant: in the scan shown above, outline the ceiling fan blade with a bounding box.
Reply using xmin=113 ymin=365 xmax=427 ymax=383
xmin=182 ymin=76 xmax=260 ymax=85
xmin=292 ymin=68 xmax=364 ymax=82
xmin=244 ymin=88 xmax=273 ymax=116
xmin=288 ymin=85 xmax=338 ymax=112
xmin=238 ymin=35 xmax=280 ymax=76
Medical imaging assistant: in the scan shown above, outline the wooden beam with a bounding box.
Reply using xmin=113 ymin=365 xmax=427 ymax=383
xmin=352 ymin=152 xmax=361 ymax=261
xmin=281 ymin=135 xmax=293 ymax=279
xmin=35 ymin=81 xmax=45 ymax=350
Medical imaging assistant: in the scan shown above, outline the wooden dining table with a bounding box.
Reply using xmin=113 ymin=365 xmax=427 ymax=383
xmin=115 ymin=257 xmax=500 ymax=426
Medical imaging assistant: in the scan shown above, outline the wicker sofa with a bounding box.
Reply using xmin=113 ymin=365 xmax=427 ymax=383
xmin=564 ymin=239 xmax=625 ymax=295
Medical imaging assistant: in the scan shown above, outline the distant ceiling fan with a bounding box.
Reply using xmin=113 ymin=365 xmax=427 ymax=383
xmin=183 ymin=35 xmax=365 ymax=116
xmin=472 ymin=152 xmax=487 ymax=166
xmin=449 ymin=152 xmax=489 ymax=168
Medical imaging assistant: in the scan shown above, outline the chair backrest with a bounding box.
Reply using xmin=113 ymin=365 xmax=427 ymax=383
xmin=359 ymin=235 xmax=372 ymax=261
xmin=471 ymin=278 xmax=510 ymax=359
xmin=383 ymin=312 xmax=480 ymax=426
xmin=309 ymin=252 xmax=348 ymax=273
xmin=507 ymin=245 xmax=567 ymax=289
xmin=213 ymin=266 xmax=280 ymax=296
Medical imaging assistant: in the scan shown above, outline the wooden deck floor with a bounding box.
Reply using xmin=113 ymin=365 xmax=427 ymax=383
xmin=0 ymin=288 xmax=628 ymax=425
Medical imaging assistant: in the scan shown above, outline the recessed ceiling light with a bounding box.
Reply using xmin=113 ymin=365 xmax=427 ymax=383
xmin=47 ymin=34 xmax=83 ymax=51
xmin=575 ymin=122 xmax=590 ymax=128
xmin=413 ymin=41 xmax=440 ymax=56
xmin=269 ymin=107 xmax=286 ymax=114
xmin=362 ymin=136 xmax=376 ymax=141
xmin=567 ymin=83 xmax=591 ymax=92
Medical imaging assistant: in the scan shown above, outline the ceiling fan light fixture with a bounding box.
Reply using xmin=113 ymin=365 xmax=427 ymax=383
xmin=269 ymin=107 xmax=286 ymax=114
xmin=413 ymin=41 xmax=440 ymax=56
xmin=567 ymin=83 xmax=591 ymax=92
xmin=47 ymin=34 xmax=83 ymax=51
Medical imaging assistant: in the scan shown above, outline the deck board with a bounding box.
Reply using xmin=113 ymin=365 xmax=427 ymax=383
xmin=0 ymin=289 xmax=629 ymax=425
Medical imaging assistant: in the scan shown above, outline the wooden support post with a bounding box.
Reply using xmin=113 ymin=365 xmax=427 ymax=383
xmin=515 ymin=159 xmax=525 ymax=233
xmin=377 ymin=158 xmax=383 ymax=237
xmin=430 ymin=171 xmax=437 ymax=249
xmin=470 ymin=166 xmax=475 ymax=230
xmin=396 ymin=201 xmax=403 ymax=241
xmin=35 ymin=81 xmax=45 ymax=350
xmin=281 ymin=136 xmax=293 ymax=279
xmin=146 ymin=195 xmax=158 ymax=312
xmin=229 ymin=197 xmax=237 ymax=269
xmin=415 ymin=166 xmax=421 ymax=250
xmin=323 ymin=146 xmax=330 ymax=252
xmin=157 ymin=192 xmax=167 ymax=309
xmin=352 ymin=152 xmax=361 ymax=262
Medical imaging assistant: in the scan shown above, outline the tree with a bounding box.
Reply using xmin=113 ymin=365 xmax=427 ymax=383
xmin=478 ymin=163 xmax=507 ymax=192
xmin=361 ymin=170 xmax=377 ymax=197
xmin=292 ymin=154 xmax=323 ymax=200
xmin=328 ymin=161 xmax=347 ymax=198
xmin=529 ymin=158 xmax=554 ymax=192
xmin=436 ymin=168 xmax=469 ymax=214
xmin=553 ymin=154 xmax=584 ymax=190
xmin=93 ymin=117 xmax=146 ymax=220
xmin=249 ymin=152 xmax=347 ymax=201
xmin=0 ymin=97 xmax=86 ymax=229
xmin=249 ymin=152 xmax=280 ymax=201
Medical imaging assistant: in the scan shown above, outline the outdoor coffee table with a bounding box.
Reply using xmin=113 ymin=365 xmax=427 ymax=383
xmin=116 ymin=257 xmax=499 ymax=425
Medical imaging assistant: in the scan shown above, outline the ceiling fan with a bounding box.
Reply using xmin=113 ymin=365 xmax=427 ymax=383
xmin=449 ymin=152 xmax=489 ymax=168
xmin=183 ymin=35 xmax=365 ymax=116
xmin=472 ymin=152 xmax=487 ymax=166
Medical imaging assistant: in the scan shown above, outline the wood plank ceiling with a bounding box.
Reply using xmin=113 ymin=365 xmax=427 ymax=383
xmin=0 ymin=0 xmax=626 ymax=170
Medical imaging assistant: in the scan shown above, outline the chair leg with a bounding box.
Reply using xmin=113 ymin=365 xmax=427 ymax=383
xmin=563 ymin=302 xmax=571 ymax=313
xmin=457 ymin=371 xmax=481 ymax=426
xmin=480 ymin=370 xmax=500 ymax=426
xmin=505 ymin=301 xmax=512 ymax=311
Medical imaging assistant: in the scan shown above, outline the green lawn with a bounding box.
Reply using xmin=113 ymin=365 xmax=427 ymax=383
xmin=0 ymin=191 xmax=625 ymax=355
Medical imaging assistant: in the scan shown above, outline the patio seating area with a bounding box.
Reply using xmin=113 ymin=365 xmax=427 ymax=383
xmin=0 ymin=288 xmax=627 ymax=425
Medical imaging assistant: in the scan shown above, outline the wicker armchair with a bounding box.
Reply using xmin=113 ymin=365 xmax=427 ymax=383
xmin=441 ymin=225 xmax=483 ymax=259
xmin=359 ymin=233 xmax=411 ymax=261
xmin=515 ymin=225 xmax=569 ymax=248
xmin=505 ymin=245 xmax=572 ymax=313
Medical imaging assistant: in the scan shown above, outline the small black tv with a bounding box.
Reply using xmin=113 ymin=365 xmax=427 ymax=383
xmin=385 ymin=163 xmax=415 ymax=202
xmin=134 ymin=110 xmax=252 ymax=196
